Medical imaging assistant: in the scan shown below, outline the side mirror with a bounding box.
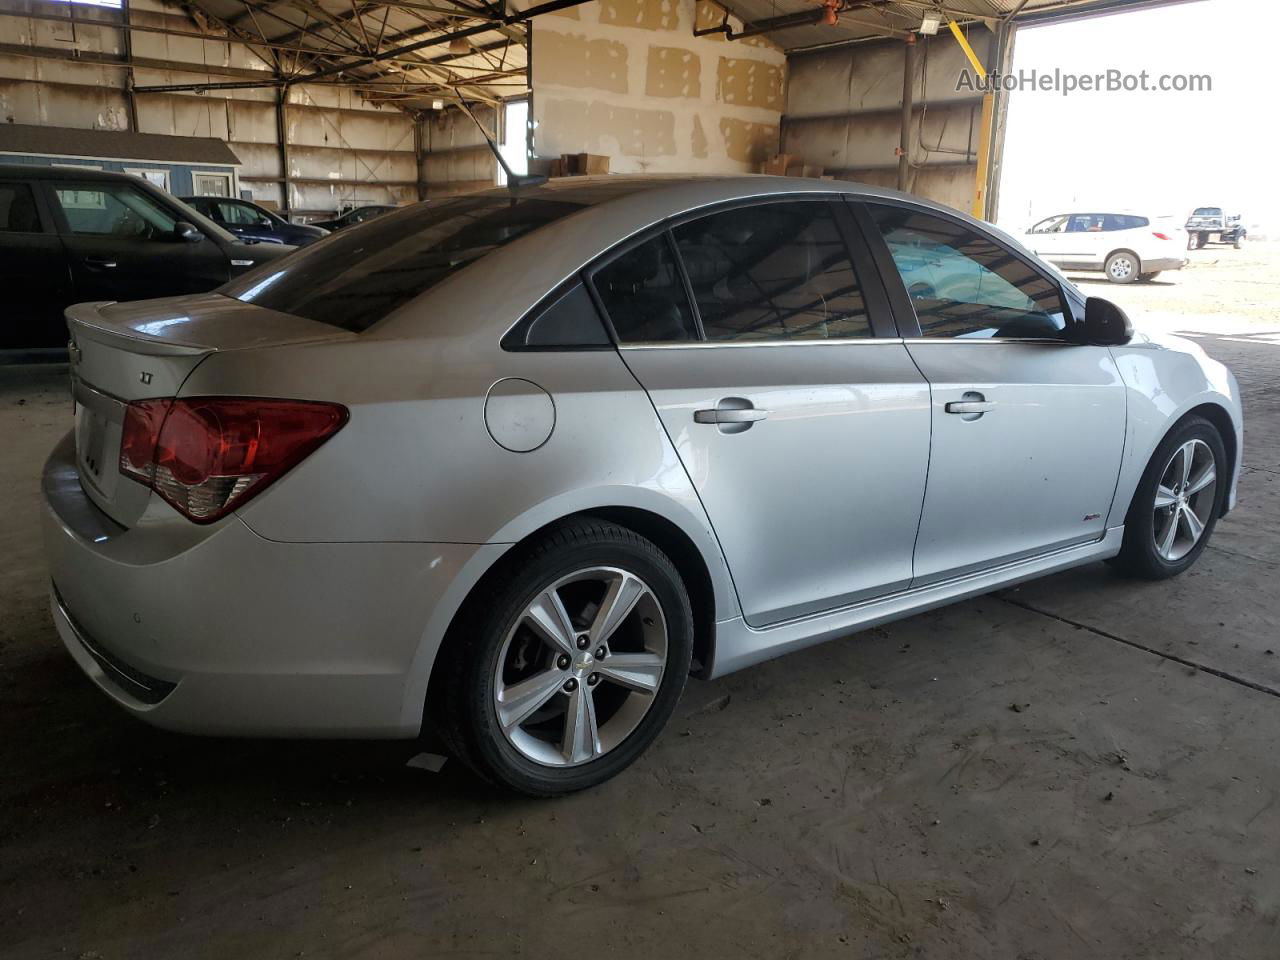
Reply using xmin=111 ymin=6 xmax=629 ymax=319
xmin=174 ymin=221 xmax=203 ymax=243
xmin=1078 ymin=297 xmax=1133 ymax=345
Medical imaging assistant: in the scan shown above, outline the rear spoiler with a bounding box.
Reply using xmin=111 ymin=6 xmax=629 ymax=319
xmin=65 ymin=294 xmax=356 ymax=357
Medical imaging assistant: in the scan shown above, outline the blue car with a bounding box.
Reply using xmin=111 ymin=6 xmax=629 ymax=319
xmin=180 ymin=196 xmax=329 ymax=247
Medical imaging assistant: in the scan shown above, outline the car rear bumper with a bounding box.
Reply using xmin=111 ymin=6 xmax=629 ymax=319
xmin=41 ymin=430 xmax=489 ymax=738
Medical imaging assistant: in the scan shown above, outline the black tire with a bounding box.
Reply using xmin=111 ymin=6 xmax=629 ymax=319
xmin=1233 ymin=234 xmax=1244 ymax=249
xmin=1111 ymin=416 xmax=1227 ymax=580
xmin=434 ymin=518 xmax=693 ymax=796
xmin=1138 ymin=271 xmax=1161 ymax=282
xmin=1105 ymin=250 xmax=1140 ymax=284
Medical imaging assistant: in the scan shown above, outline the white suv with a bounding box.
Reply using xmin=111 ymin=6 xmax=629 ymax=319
xmin=1024 ymin=212 xmax=1188 ymax=283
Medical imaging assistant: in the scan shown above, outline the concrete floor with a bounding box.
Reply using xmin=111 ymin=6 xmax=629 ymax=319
xmin=1 ymin=246 xmax=1278 ymax=959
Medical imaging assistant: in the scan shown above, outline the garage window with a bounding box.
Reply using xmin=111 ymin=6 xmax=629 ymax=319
xmin=224 ymin=195 xmax=585 ymax=333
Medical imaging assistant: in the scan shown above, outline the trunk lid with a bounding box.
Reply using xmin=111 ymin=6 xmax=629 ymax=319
xmin=67 ymin=293 xmax=356 ymax=527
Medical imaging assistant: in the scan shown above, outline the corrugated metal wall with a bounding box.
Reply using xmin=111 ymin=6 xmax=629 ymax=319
xmin=0 ymin=0 xmax=419 ymax=218
xmin=420 ymin=104 xmax=498 ymax=198
xmin=783 ymin=32 xmax=993 ymax=212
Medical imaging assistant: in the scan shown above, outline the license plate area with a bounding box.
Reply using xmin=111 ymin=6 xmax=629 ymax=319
xmin=73 ymin=379 xmax=126 ymax=501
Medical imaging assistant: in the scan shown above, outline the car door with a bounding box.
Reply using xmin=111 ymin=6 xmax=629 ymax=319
xmin=47 ymin=179 xmax=230 ymax=303
xmin=0 ymin=179 xmax=74 ymax=348
xmin=1024 ymin=214 xmax=1070 ymax=265
xmin=1059 ymin=213 xmax=1109 ymax=270
xmin=860 ymin=201 xmax=1126 ymax=586
xmin=215 ymin=199 xmax=280 ymax=244
xmin=592 ymin=198 xmax=932 ymax=628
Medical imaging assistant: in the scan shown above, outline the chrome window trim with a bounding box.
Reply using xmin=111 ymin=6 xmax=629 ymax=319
xmin=619 ymin=337 xmax=907 ymax=350
xmin=899 ymin=337 xmax=1076 ymax=346
xmin=617 ymin=335 xmax=1080 ymax=350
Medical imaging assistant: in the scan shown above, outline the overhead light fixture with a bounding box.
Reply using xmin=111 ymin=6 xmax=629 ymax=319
xmin=448 ymin=37 xmax=471 ymax=55
xmin=920 ymin=12 xmax=941 ymax=34
xmin=431 ymin=98 xmax=445 ymax=110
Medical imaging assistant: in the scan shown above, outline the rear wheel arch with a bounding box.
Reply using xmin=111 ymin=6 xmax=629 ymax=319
xmin=1105 ymin=248 xmax=1141 ymax=282
xmin=425 ymin=508 xmax=720 ymax=733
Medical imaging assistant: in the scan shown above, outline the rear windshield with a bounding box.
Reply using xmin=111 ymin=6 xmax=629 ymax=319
xmin=222 ymin=195 xmax=584 ymax=332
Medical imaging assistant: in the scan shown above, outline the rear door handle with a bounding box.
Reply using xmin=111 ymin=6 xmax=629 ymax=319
xmin=694 ymin=408 xmax=769 ymax=424
xmin=945 ymin=401 xmax=994 ymax=414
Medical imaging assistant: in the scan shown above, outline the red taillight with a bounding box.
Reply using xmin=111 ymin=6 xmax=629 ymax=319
xmin=1153 ymin=231 xmax=1172 ymax=241
xmin=120 ymin=397 xmax=348 ymax=523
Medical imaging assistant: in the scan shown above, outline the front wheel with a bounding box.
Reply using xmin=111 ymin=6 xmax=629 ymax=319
xmin=1234 ymin=234 xmax=1245 ymax=249
xmin=1111 ymin=416 xmax=1226 ymax=580
xmin=435 ymin=519 xmax=693 ymax=795
xmin=1105 ymin=250 xmax=1139 ymax=283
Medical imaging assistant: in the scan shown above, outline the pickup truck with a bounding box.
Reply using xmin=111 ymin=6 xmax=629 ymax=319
xmin=1184 ymin=207 xmax=1246 ymax=249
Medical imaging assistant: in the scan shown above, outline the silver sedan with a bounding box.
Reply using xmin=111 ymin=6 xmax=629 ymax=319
xmin=43 ymin=176 xmax=1243 ymax=795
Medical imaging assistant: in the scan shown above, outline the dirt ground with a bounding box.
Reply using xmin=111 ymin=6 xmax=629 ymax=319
xmin=1 ymin=244 xmax=1278 ymax=959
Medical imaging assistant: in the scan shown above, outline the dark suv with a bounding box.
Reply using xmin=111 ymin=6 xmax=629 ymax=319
xmin=180 ymin=195 xmax=328 ymax=247
xmin=0 ymin=165 xmax=294 ymax=350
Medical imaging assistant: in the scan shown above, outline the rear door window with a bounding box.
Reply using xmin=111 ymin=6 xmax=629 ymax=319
xmin=672 ymin=201 xmax=871 ymax=342
xmin=1104 ymin=214 xmax=1149 ymax=230
xmin=223 ymin=196 xmax=585 ymax=332
xmin=0 ymin=183 xmax=43 ymax=233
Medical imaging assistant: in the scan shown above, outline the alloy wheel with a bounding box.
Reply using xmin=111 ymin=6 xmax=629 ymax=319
xmin=1109 ymin=255 xmax=1135 ymax=280
xmin=493 ymin=567 xmax=668 ymax=767
xmin=1152 ymin=438 xmax=1217 ymax=562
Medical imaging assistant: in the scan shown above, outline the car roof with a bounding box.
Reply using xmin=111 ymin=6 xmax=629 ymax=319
xmin=374 ymin=174 xmax=1065 ymax=339
xmin=0 ymin=163 xmax=148 ymax=183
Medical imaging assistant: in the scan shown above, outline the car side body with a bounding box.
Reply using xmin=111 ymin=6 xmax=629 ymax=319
xmin=179 ymin=196 xmax=329 ymax=247
xmin=42 ymin=176 xmax=1242 ymax=747
xmin=1023 ymin=211 xmax=1188 ymax=282
xmin=0 ymin=165 xmax=293 ymax=349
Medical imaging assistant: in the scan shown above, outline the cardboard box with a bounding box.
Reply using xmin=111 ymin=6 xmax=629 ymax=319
xmin=560 ymin=153 xmax=610 ymax=176
xmin=761 ymin=153 xmax=795 ymax=176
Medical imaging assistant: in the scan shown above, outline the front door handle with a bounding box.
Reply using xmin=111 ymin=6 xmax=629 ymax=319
xmin=85 ymin=257 xmax=118 ymax=269
xmin=945 ymin=400 xmax=994 ymax=414
xmin=694 ymin=408 xmax=769 ymax=424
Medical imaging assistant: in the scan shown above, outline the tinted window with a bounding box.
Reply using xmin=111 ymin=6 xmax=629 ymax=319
xmin=53 ymin=182 xmax=177 ymax=239
xmin=1104 ymin=214 xmax=1149 ymax=230
xmin=1193 ymin=207 xmax=1222 ymax=216
xmin=506 ymin=282 xmax=611 ymax=349
xmin=593 ymin=235 xmax=698 ymax=343
xmin=218 ymin=201 xmax=265 ymax=226
xmin=224 ymin=196 xmax=583 ymax=332
xmin=0 ymin=183 xmax=41 ymax=233
xmin=870 ymin=204 xmax=1067 ymax=340
xmin=1066 ymin=214 xmax=1105 ymax=233
xmin=672 ymin=202 xmax=870 ymax=341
